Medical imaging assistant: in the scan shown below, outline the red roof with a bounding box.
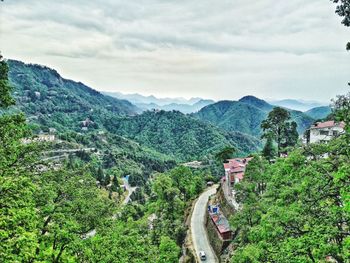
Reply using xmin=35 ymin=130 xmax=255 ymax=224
xmin=223 ymin=163 xmax=231 ymax=169
xmin=311 ymin=121 xmax=345 ymax=129
xmin=230 ymin=166 xmax=245 ymax=173
xmin=210 ymin=213 xmax=231 ymax=234
xmin=224 ymin=157 xmax=253 ymax=183
xmin=235 ymin=172 xmax=244 ymax=180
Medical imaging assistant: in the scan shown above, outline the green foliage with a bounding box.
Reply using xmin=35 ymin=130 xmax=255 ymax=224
xmin=215 ymin=146 xmax=236 ymax=162
xmin=158 ymin=236 xmax=181 ymax=263
xmin=231 ymin=138 xmax=350 ymax=262
xmin=106 ymin=110 xmax=260 ymax=161
xmin=0 ymin=56 xmax=15 ymax=108
xmin=0 ymin=59 xmax=39 ymax=262
xmin=262 ymin=134 xmax=276 ymax=160
xmin=193 ymin=96 xmax=314 ymax=137
xmin=7 ymin=59 xmax=138 ymax=132
xmin=332 ymin=92 xmax=350 ymax=134
xmin=305 ymin=106 xmax=332 ymax=120
xmin=261 ymin=107 xmax=298 ymax=154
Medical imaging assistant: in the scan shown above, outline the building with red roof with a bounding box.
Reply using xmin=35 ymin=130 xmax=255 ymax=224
xmin=209 ymin=212 xmax=232 ymax=240
xmin=307 ymin=120 xmax=345 ymax=144
xmin=223 ymin=157 xmax=252 ymax=185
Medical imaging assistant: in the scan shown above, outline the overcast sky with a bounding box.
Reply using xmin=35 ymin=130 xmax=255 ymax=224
xmin=0 ymin=0 xmax=349 ymax=102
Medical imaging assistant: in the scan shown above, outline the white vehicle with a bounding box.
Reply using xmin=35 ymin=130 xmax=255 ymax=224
xmin=199 ymin=251 xmax=206 ymax=261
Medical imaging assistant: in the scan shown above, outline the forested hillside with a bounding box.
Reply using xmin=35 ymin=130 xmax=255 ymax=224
xmin=305 ymin=106 xmax=332 ymax=120
xmin=0 ymin=57 xmax=211 ymax=262
xmin=8 ymin=60 xmax=139 ymax=132
xmin=193 ymin=96 xmax=314 ymax=137
xmin=104 ymin=110 xmax=261 ymax=161
xmin=7 ymin=60 xmax=261 ymax=163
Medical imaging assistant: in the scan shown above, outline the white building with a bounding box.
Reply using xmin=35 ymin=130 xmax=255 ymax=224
xmin=307 ymin=121 xmax=345 ymax=144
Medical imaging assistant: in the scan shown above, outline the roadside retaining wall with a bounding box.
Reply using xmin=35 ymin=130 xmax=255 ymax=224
xmin=216 ymin=185 xmax=235 ymax=218
xmin=205 ymin=200 xmax=232 ymax=261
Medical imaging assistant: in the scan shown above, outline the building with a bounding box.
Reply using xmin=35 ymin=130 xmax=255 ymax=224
xmin=223 ymin=157 xmax=252 ymax=185
xmin=306 ymin=121 xmax=345 ymax=144
xmin=209 ymin=212 xmax=232 ymax=240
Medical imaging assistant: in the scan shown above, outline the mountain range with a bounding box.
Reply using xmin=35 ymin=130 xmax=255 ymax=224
xmin=7 ymin=60 xmax=260 ymax=160
xmin=7 ymin=59 xmax=333 ymax=161
xmin=267 ymin=99 xmax=327 ymax=112
xmin=103 ymin=91 xmax=215 ymax=113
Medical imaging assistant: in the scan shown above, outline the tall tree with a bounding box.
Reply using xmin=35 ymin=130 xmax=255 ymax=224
xmin=261 ymin=107 xmax=298 ymax=155
xmin=215 ymin=146 xmax=236 ymax=163
xmin=262 ymin=134 xmax=276 ymax=160
xmin=0 ymin=57 xmax=38 ymax=261
xmin=0 ymin=55 xmax=15 ymax=108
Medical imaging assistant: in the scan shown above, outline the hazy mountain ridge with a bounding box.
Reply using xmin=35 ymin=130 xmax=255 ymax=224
xmin=7 ymin=59 xmax=260 ymax=161
xmin=267 ymin=98 xmax=326 ymax=111
xmin=103 ymin=91 xmax=215 ymax=113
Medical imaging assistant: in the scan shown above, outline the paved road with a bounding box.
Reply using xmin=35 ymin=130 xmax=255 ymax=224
xmin=122 ymin=177 xmax=137 ymax=205
xmin=191 ymin=187 xmax=218 ymax=263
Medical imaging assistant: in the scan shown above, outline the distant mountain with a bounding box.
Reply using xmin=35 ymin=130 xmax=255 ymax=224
xmin=103 ymin=91 xmax=207 ymax=106
xmin=105 ymin=110 xmax=261 ymax=161
xmin=8 ymin=60 xmax=139 ymax=132
xmin=305 ymin=106 xmax=332 ymax=120
xmin=136 ymin=99 xmax=214 ymax=114
xmin=193 ymin=96 xmax=315 ymax=137
xmin=267 ymin=99 xmax=325 ymax=111
xmin=103 ymin=91 xmax=214 ymax=113
xmin=239 ymin=95 xmax=273 ymax=112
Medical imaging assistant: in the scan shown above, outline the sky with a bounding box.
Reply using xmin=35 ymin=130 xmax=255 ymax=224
xmin=0 ymin=0 xmax=349 ymax=102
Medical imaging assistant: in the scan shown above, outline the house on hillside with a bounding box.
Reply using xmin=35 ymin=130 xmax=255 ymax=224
xmin=306 ymin=120 xmax=345 ymax=144
xmin=209 ymin=212 xmax=232 ymax=240
xmin=223 ymin=157 xmax=252 ymax=185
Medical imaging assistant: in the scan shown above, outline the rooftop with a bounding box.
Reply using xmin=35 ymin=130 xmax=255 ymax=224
xmin=210 ymin=213 xmax=232 ymax=234
xmin=311 ymin=120 xmax=345 ymax=129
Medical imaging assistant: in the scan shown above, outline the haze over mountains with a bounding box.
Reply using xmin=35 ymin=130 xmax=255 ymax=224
xmin=7 ymin=59 xmax=332 ymax=157
xmin=104 ymin=90 xmax=331 ymax=116
xmin=267 ymin=99 xmax=328 ymax=112
xmin=103 ymin=91 xmax=215 ymax=114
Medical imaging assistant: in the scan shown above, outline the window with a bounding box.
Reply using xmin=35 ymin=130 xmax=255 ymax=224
xmin=320 ymin=130 xmax=329 ymax=136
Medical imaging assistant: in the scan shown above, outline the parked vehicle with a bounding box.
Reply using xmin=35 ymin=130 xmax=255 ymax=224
xmin=199 ymin=251 xmax=206 ymax=261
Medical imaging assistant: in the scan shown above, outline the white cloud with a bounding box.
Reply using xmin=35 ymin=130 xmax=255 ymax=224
xmin=0 ymin=0 xmax=349 ymax=101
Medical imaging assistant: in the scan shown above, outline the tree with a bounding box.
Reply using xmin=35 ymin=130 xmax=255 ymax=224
xmin=331 ymin=0 xmax=350 ymax=50
xmin=332 ymin=92 xmax=350 ymax=156
xmin=261 ymin=107 xmax=298 ymax=155
xmin=215 ymin=146 xmax=236 ymax=163
xmin=31 ymin=169 xmax=114 ymax=262
xmin=158 ymin=236 xmax=181 ymax=263
xmin=111 ymin=175 xmax=119 ymax=192
xmin=332 ymin=92 xmax=350 ymax=132
xmin=262 ymin=134 xmax=276 ymax=160
xmin=0 ymin=57 xmax=39 ymax=261
xmin=0 ymin=55 xmax=15 ymax=108
xmin=96 ymin=166 xmax=104 ymax=184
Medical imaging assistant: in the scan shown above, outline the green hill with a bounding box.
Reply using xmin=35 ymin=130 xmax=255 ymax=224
xmin=8 ymin=60 xmax=139 ymax=132
xmin=105 ymin=110 xmax=261 ymax=161
xmin=305 ymin=106 xmax=332 ymax=120
xmin=193 ymin=96 xmax=315 ymax=137
xmin=7 ymin=60 xmax=260 ymax=162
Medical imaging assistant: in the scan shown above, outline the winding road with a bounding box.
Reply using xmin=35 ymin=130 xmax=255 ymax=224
xmin=191 ymin=187 xmax=218 ymax=263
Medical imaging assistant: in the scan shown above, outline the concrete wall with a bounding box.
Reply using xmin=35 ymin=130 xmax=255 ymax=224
xmin=216 ymin=185 xmax=235 ymax=218
xmin=309 ymin=126 xmax=344 ymax=143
